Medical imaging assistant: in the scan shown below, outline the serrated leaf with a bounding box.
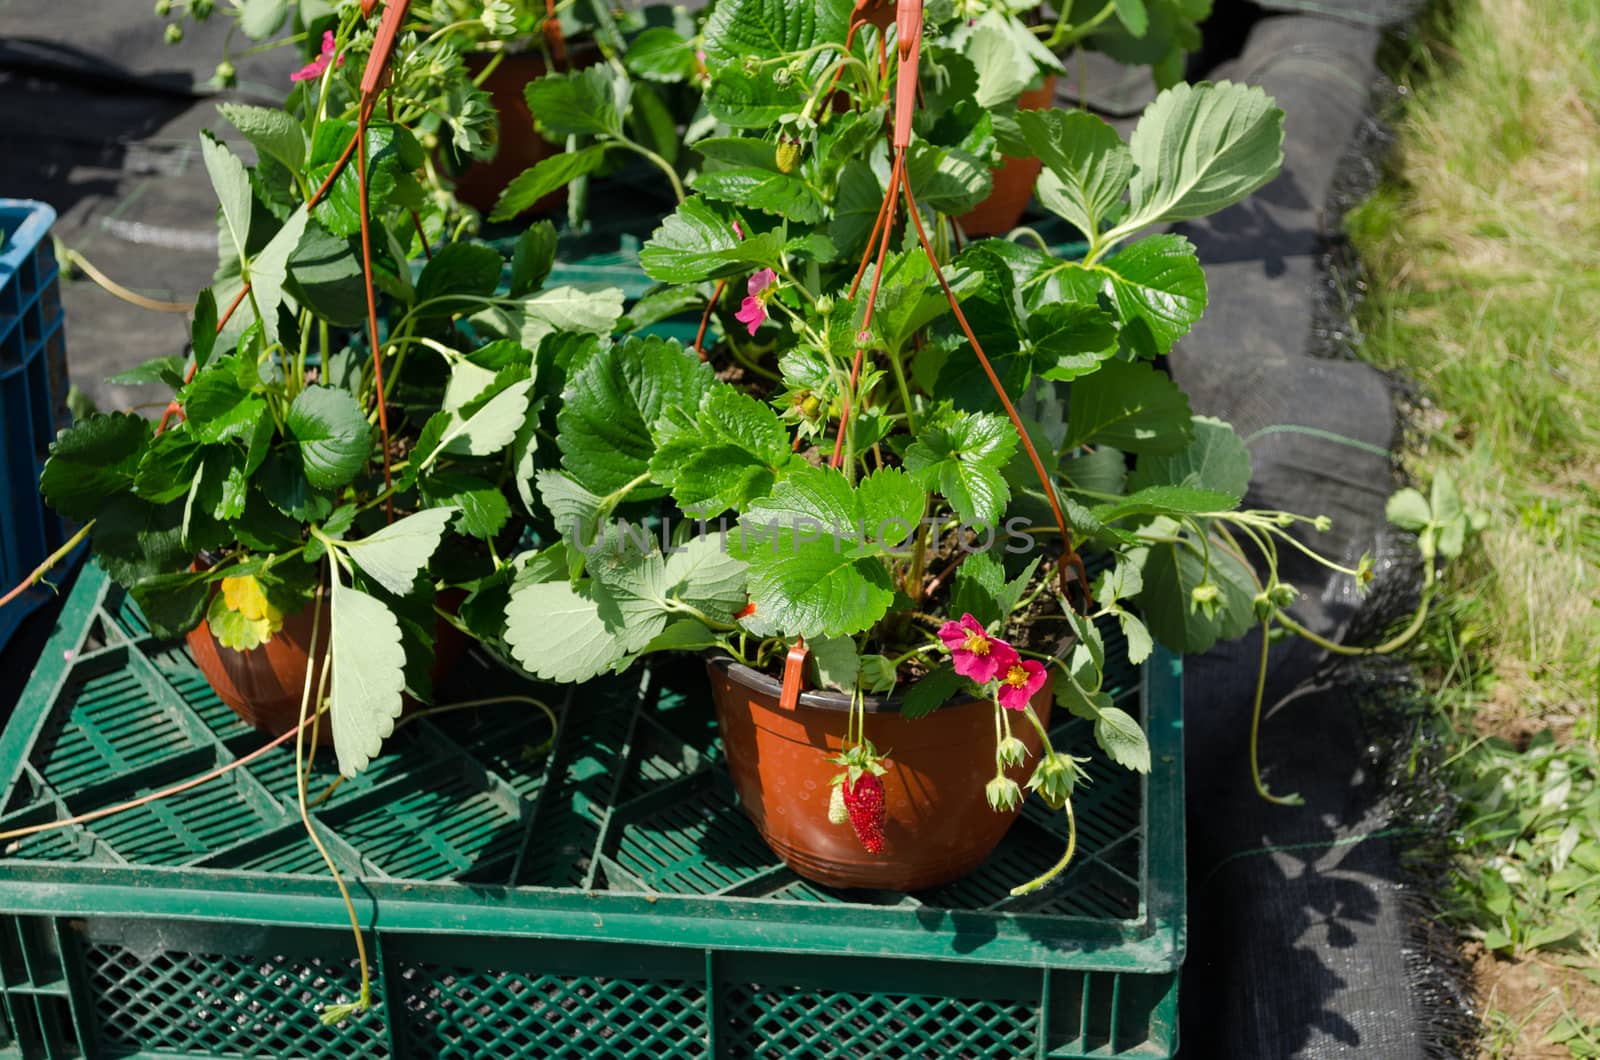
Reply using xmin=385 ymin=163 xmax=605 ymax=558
xmin=480 ymin=285 xmax=625 ymax=350
xmin=130 ymin=571 xmax=211 ymax=639
xmin=509 ymin=221 xmax=558 ymax=296
xmin=1113 ymin=0 xmax=1149 ymax=35
xmin=663 ymin=535 xmax=749 ymax=619
xmin=1092 ymin=485 xmax=1238 ymax=522
xmin=1385 ymin=488 xmax=1431 ymax=532
xmin=730 ymin=466 xmax=922 ymax=638
xmin=1065 ymin=359 xmax=1192 ymax=453
xmin=219 ymin=102 xmax=305 ymax=172
xmin=191 ymin=290 xmax=218 ymax=368
xmin=330 ymin=576 xmax=408 ymax=777
xmin=414 ymin=242 xmax=503 ymax=316
xmin=692 ymin=139 xmax=825 ymax=223
xmin=492 ymin=145 xmax=611 ymax=222
xmin=905 ymin=140 xmax=993 ymax=215
xmin=239 ymin=0 xmax=289 ymax=39
xmin=904 ymin=412 xmax=1019 ymax=527
xmin=639 ymin=197 xmax=782 ymax=283
xmin=1127 ymin=415 xmax=1251 ymax=499
xmin=286 ymin=217 xmax=364 ymax=327
xmin=247 ymin=209 xmax=309 ymax=346
xmin=341 ymin=508 xmax=455 ymax=597
xmin=201 ymin=133 xmax=253 ymax=263
xmin=558 ymin=336 xmax=715 ymax=495
xmin=424 ymin=370 xmax=534 ymax=463
xmin=524 ymin=66 xmax=627 ymax=138
xmin=180 ymin=365 xmax=265 ymax=444
xmin=811 ymin=635 xmax=860 ymax=691
xmin=1095 ymin=706 xmax=1151 ymax=772
xmin=92 ymin=495 xmax=187 ymax=587
xmin=107 ymin=354 xmax=188 ymax=388
xmin=1031 ymin=301 xmax=1119 ymax=381
xmin=505 ymin=579 xmax=632 ymax=682
xmin=900 ymin=663 xmax=964 ymax=720
xmin=1095 ymin=235 xmax=1207 ymax=356
xmin=625 ymin=26 xmax=698 ymax=82
xmin=286 ymin=386 xmax=372 ymax=490
xmin=1135 ymin=527 xmax=1256 ymax=654
xmin=1118 ymin=610 xmax=1153 ymax=665
xmin=1026 ymin=110 xmax=1133 ymax=242
xmin=1119 ymin=81 xmax=1285 ymax=234
xmin=649 ymin=386 xmax=794 ymax=517
xmin=40 ymin=413 xmax=152 ymax=520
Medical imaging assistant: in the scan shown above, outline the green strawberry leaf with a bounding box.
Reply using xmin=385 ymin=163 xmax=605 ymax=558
xmin=1127 ymin=415 xmax=1251 ymax=499
xmin=286 ymin=385 xmax=372 ymax=490
xmin=329 ymin=574 xmax=408 ymax=777
xmin=341 ymin=508 xmax=456 ymax=597
xmin=904 ymin=411 xmax=1019 ymax=527
xmin=1064 ymin=358 xmax=1192 ymax=454
xmin=731 ymin=465 xmax=922 ymax=638
xmin=649 ymin=385 xmax=795 ymax=517
xmin=40 ymin=413 xmax=153 ymax=520
xmin=639 ymin=197 xmax=782 ymax=283
xmin=557 ymin=336 xmax=715 ymax=496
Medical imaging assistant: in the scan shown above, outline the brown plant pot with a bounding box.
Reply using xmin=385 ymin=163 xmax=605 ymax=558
xmin=451 ymin=48 xmax=596 ymax=216
xmin=186 ymin=588 xmax=467 ymax=744
xmin=707 ymin=655 xmax=1054 ymax=891
xmin=957 ymin=76 xmax=1060 ymax=238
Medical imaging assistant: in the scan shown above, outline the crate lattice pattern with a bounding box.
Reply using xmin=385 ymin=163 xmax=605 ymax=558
xmin=0 ymin=565 xmax=1182 ymax=1058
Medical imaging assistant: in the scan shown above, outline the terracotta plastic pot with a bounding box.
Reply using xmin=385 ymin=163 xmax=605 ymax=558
xmin=187 ymin=588 xmax=466 ymax=744
xmin=958 ymin=76 xmax=1060 ymax=238
xmin=451 ymin=48 xmax=596 ymax=216
xmin=707 ymin=655 xmax=1053 ymax=891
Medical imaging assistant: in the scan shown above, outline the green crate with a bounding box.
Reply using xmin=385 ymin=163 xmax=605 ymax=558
xmin=0 ymin=562 xmax=1184 ymax=1059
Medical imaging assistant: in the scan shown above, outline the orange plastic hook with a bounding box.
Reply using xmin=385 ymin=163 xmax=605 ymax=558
xmin=893 ymin=0 xmax=923 ymax=147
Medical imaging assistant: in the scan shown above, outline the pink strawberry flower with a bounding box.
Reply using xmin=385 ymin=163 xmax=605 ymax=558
xmin=938 ymin=613 xmax=1017 ymax=684
xmin=735 ymin=267 xmax=777 ymax=336
xmin=291 ymin=31 xmax=344 ymax=83
xmin=997 ymin=658 xmax=1047 ymax=711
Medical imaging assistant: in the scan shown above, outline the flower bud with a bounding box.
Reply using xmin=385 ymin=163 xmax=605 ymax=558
xmin=1269 ymin=582 xmax=1298 ymax=608
xmin=985 ymin=775 xmax=1022 ymax=813
xmin=190 ymin=0 xmax=213 ymax=17
xmin=154 ymin=0 xmax=171 ymax=14
xmin=214 ymin=59 xmax=236 ymax=86
xmin=164 ymin=22 xmax=184 ymax=43
xmin=995 ymin=735 xmax=1028 ymax=768
xmin=1313 ymin=515 xmax=1333 ymax=532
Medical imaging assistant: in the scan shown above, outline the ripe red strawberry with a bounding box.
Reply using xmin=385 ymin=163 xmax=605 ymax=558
xmin=842 ymin=773 xmax=886 ymax=854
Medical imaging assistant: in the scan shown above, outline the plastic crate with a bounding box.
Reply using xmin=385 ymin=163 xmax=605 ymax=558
xmin=0 ymin=562 xmax=1184 ymax=1059
xmin=0 ymin=200 xmax=74 ymax=653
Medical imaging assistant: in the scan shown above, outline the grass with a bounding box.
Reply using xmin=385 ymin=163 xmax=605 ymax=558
xmin=1343 ymin=0 xmax=1600 ymax=1053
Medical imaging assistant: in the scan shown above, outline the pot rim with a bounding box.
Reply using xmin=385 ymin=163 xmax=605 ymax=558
xmin=706 ymin=635 xmax=1069 ymax=716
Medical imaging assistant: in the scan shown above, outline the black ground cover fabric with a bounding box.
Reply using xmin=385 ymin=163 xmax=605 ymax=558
xmin=0 ymin=3 xmax=1471 ymax=1055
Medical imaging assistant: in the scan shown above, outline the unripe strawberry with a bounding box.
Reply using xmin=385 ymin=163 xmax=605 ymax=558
xmin=841 ymin=773 xmax=886 ymax=854
xmin=775 ymin=137 xmax=803 ymax=174
xmin=827 ymin=783 xmax=849 ymax=825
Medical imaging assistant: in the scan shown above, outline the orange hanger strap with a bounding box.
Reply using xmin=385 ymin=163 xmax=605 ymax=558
xmin=779 ymin=639 xmax=810 ymax=711
xmin=892 ymin=0 xmax=923 ymax=148
xmin=360 ymin=0 xmax=411 ymax=97
xmin=831 ymin=149 xmax=906 ymax=469
xmin=896 ymin=164 xmax=1091 ymax=608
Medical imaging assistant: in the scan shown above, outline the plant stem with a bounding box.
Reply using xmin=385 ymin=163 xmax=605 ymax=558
xmin=1248 ymin=618 xmax=1302 ymax=806
xmin=302 ymin=572 xmax=372 ymax=1022
xmin=1009 ymin=797 xmax=1076 ymax=896
xmin=0 ymin=521 xmax=94 ymax=611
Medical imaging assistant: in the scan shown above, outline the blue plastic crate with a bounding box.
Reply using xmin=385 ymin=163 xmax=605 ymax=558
xmin=0 ymin=199 xmax=74 ymax=651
